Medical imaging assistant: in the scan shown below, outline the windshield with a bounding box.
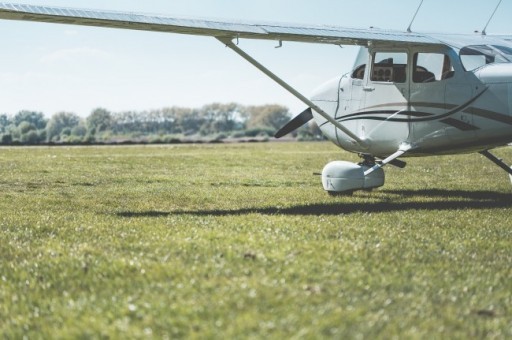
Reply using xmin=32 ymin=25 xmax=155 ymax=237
xmin=459 ymin=45 xmax=512 ymax=71
xmin=351 ymin=47 xmax=368 ymax=80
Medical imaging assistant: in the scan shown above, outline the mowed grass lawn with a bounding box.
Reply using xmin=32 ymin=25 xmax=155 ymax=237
xmin=0 ymin=142 xmax=510 ymax=338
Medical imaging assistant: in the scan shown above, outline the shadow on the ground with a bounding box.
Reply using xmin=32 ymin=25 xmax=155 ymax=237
xmin=116 ymin=189 xmax=512 ymax=218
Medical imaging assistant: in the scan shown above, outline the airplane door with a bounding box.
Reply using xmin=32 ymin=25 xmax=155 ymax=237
xmin=409 ymin=51 xmax=475 ymax=145
xmin=362 ymin=50 xmax=410 ymax=153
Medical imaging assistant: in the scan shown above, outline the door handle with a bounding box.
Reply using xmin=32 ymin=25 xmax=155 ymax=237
xmin=363 ymin=86 xmax=375 ymax=92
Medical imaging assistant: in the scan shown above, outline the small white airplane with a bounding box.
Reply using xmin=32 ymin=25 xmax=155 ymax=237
xmin=1 ymin=2 xmax=512 ymax=194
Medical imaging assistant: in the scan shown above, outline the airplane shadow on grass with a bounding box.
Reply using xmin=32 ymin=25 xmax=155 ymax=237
xmin=116 ymin=189 xmax=512 ymax=218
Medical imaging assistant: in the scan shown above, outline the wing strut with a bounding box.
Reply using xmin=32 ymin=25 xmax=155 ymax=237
xmin=479 ymin=150 xmax=512 ymax=175
xmin=216 ymin=37 xmax=369 ymax=148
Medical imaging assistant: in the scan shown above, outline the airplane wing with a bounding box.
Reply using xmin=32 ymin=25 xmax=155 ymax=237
xmin=0 ymin=2 xmax=442 ymax=46
xmin=488 ymin=35 xmax=512 ymax=43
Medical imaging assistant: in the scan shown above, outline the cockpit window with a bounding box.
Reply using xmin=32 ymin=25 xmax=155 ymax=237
xmin=371 ymin=52 xmax=407 ymax=83
xmin=351 ymin=47 xmax=368 ymax=80
xmin=459 ymin=45 xmax=512 ymax=71
xmin=413 ymin=53 xmax=454 ymax=83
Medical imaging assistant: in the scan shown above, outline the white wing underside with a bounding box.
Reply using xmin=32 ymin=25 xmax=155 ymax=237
xmin=0 ymin=2 xmax=443 ymax=46
xmin=1 ymin=3 xmax=510 ymax=49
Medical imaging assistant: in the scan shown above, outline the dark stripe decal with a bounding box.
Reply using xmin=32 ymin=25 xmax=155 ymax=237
xmin=338 ymin=110 xmax=433 ymax=121
xmin=339 ymin=88 xmax=488 ymax=124
xmin=440 ymin=118 xmax=479 ymax=131
xmin=320 ymin=88 xmax=491 ymax=131
xmin=463 ymin=107 xmax=512 ymax=125
xmin=363 ymin=101 xmax=457 ymax=111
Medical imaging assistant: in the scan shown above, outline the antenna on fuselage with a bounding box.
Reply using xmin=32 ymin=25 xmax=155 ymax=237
xmin=482 ymin=0 xmax=503 ymax=35
xmin=406 ymin=0 xmax=424 ymax=33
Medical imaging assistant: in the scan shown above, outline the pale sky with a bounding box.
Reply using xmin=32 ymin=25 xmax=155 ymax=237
xmin=0 ymin=0 xmax=510 ymax=117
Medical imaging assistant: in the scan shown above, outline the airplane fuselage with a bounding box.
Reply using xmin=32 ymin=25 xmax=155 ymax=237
xmin=311 ymin=44 xmax=512 ymax=158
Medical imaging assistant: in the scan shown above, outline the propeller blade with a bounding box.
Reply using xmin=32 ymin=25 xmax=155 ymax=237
xmin=274 ymin=108 xmax=313 ymax=138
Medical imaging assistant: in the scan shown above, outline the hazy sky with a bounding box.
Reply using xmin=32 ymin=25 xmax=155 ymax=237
xmin=0 ymin=0 xmax=510 ymax=117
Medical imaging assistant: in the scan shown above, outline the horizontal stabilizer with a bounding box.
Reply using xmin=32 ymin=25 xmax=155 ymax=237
xmin=274 ymin=108 xmax=313 ymax=138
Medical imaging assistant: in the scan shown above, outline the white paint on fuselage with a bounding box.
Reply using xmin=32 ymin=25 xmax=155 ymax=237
xmin=311 ymin=47 xmax=512 ymax=158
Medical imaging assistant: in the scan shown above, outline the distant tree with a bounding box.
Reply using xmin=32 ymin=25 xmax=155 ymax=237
xmin=46 ymin=112 xmax=81 ymax=142
xmin=13 ymin=110 xmax=47 ymax=130
xmin=18 ymin=121 xmax=37 ymax=135
xmin=200 ymin=103 xmax=244 ymax=135
xmin=0 ymin=114 xmax=11 ymax=133
xmin=71 ymin=124 xmax=87 ymax=138
xmin=1 ymin=133 xmax=12 ymax=145
xmin=160 ymin=107 xmax=179 ymax=133
xmin=87 ymin=108 xmax=112 ymax=135
xmin=174 ymin=107 xmax=201 ymax=135
xmin=0 ymin=103 xmax=298 ymax=143
xmin=20 ymin=130 xmax=40 ymax=145
xmin=16 ymin=121 xmax=44 ymax=144
xmin=246 ymin=104 xmax=290 ymax=131
xmin=111 ymin=111 xmax=136 ymax=135
xmin=38 ymin=129 xmax=47 ymax=142
xmin=298 ymin=121 xmax=325 ymax=140
xmin=61 ymin=127 xmax=72 ymax=137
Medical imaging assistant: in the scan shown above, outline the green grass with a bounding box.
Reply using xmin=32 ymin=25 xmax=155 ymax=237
xmin=0 ymin=142 xmax=511 ymax=338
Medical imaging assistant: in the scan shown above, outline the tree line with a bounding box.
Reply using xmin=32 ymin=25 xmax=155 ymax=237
xmin=0 ymin=103 xmax=322 ymax=145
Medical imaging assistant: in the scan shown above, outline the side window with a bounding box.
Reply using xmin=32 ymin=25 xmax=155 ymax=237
xmin=413 ymin=53 xmax=454 ymax=83
xmin=371 ymin=52 xmax=407 ymax=83
xmin=460 ymin=45 xmax=510 ymax=71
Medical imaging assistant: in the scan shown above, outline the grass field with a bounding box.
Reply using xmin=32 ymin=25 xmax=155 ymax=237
xmin=0 ymin=142 xmax=511 ymax=338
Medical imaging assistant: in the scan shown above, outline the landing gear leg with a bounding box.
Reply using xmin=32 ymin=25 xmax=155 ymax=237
xmin=358 ymin=154 xmax=377 ymax=168
xmin=479 ymin=150 xmax=512 ymax=184
xmin=358 ymin=156 xmax=378 ymax=192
